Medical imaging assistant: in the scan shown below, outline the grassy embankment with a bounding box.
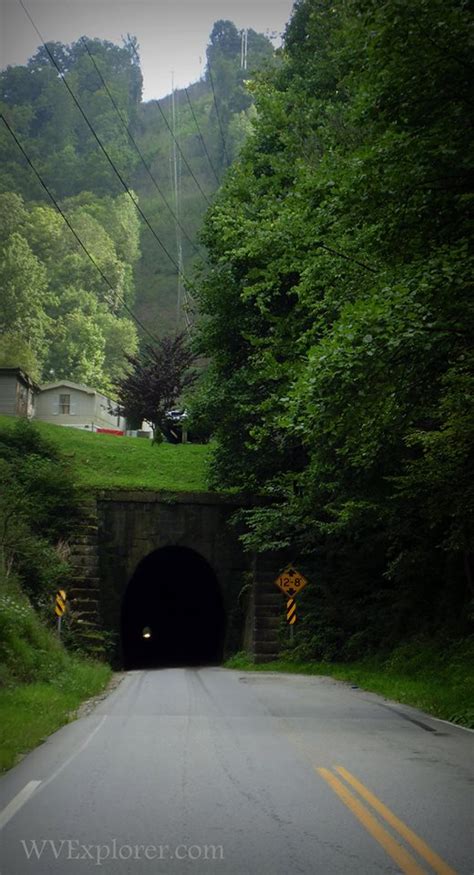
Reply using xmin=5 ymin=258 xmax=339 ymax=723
xmin=0 ymin=415 xmax=212 ymax=492
xmin=0 ymin=416 xmax=212 ymax=771
xmin=0 ymin=579 xmax=112 ymax=772
xmin=226 ymin=638 xmax=474 ymax=729
xmin=1 ymin=417 xmax=470 ymax=746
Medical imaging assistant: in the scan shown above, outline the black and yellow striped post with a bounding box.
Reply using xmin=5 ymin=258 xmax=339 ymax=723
xmin=287 ymin=598 xmax=297 ymax=625
xmin=287 ymin=597 xmax=297 ymax=640
xmin=55 ymin=589 xmax=67 ymax=638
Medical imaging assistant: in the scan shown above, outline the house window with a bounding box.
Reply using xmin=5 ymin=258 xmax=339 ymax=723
xmin=59 ymin=393 xmax=71 ymax=414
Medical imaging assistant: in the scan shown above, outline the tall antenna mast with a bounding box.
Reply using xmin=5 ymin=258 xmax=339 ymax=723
xmin=241 ymin=28 xmax=248 ymax=70
xmin=170 ymin=72 xmax=185 ymax=329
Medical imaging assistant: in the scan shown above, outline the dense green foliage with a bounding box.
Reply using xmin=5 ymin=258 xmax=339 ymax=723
xmin=0 ymin=574 xmax=111 ymax=771
xmin=0 ymin=418 xmax=83 ymax=608
xmin=205 ymin=19 xmax=275 ymax=166
xmin=193 ymin=0 xmax=473 ymax=656
xmin=0 ymin=38 xmax=142 ymax=199
xmin=0 ymin=25 xmax=275 ymax=379
xmin=0 ymin=190 xmax=140 ymax=387
xmin=0 ymin=420 xmax=111 ymax=773
xmin=0 ymin=38 xmax=143 ymax=388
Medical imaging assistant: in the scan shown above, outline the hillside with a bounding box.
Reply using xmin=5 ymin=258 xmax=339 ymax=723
xmin=0 ymin=415 xmax=211 ymax=491
xmin=130 ymin=23 xmax=275 ymax=334
xmin=192 ymin=0 xmax=473 ymax=661
xmin=0 ymin=20 xmax=275 ymax=386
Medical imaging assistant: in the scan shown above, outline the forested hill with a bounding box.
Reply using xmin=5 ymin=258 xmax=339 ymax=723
xmin=132 ymin=22 xmax=274 ymax=335
xmin=0 ymin=21 xmax=274 ymax=390
xmin=191 ymin=0 xmax=473 ymax=658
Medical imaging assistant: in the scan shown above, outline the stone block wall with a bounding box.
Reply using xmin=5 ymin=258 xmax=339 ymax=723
xmin=95 ymin=491 xmax=252 ymax=664
xmin=252 ymin=552 xmax=292 ymax=662
xmin=66 ymin=491 xmax=291 ymax=665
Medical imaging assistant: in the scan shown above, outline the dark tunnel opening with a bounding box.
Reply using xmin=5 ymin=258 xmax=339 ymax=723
xmin=121 ymin=546 xmax=226 ymax=669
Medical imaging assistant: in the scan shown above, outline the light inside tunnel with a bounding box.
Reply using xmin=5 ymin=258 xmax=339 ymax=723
xmin=121 ymin=546 xmax=226 ymax=669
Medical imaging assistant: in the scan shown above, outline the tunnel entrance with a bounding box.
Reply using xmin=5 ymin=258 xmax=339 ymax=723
xmin=121 ymin=546 xmax=226 ymax=669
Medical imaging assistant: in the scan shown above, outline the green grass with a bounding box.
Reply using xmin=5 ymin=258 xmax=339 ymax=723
xmin=0 ymin=579 xmax=112 ymax=772
xmin=0 ymin=415 xmax=212 ymax=492
xmin=225 ymin=639 xmax=474 ymax=729
xmin=0 ymin=661 xmax=112 ymax=772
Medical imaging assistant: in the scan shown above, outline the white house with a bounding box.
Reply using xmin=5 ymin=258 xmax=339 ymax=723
xmin=35 ymin=380 xmax=126 ymax=432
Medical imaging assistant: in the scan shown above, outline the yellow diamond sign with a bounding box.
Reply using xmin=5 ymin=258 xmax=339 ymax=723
xmin=275 ymin=566 xmax=308 ymax=597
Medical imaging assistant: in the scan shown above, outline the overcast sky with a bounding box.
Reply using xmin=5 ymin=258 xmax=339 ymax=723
xmin=0 ymin=0 xmax=296 ymax=100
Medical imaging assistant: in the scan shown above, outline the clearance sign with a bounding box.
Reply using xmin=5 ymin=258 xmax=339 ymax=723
xmin=274 ymin=566 xmax=308 ymax=626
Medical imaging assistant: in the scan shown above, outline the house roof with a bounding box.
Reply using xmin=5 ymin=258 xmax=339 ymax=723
xmin=39 ymin=380 xmax=119 ymax=403
xmin=0 ymin=367 xmax=40 ymax=393
xmin=39 ymin=380 xmax=96 ymax=395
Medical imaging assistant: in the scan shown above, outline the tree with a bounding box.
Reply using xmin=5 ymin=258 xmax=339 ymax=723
xmin=0 ymin=231 xmax=51 ymax=373
xmin=206 ymin=20 xmax=241 ymax=68
xmin=205 ymin=20 xmax=275 ymax=168
xmin=0 ymin=419 xmax=83 ymax=605
xmin=115 ymin=333 xmax=197 ymax=440
xmin=1 ymin=36 xmax=142 ymax=198
xmin=0 ymin=189 xmax=141 ymax=391
xmin=191 ymin=0 xmax=473 ymax=655
xmin=46 ymin=304 xmax=107 ymax=389
xmin=96 ymin=310 xmax=139 ymax=389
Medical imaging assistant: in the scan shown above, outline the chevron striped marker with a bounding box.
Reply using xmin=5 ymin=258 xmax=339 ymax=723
xmin=55 ymin=589 xmax=67 ymax=640
xmin=287 ymin=597 xmax=297 ymax=625
xmin=55 ymin=589 xmax=67 ymax=617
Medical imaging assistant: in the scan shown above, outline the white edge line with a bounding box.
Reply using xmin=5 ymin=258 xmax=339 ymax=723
xmin=39 ymin=715 xmax=108 ymax=794
xmin=381 ymin=700 xmax=474 ymax=734
xmin=0 ymin=780 xmax=41 ymax=830
xmin=428 ymin=714 xmax=474 ymax=733
xmin=0 ymin=714 xmax=107 ymax=831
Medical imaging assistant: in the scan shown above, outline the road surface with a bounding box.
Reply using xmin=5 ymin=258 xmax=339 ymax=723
xmin=1 ymin=668 xmax=472 ymax=873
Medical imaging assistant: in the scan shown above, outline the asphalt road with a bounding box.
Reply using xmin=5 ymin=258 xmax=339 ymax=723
xmin=0 ymin=668 xmax=472 ymax=874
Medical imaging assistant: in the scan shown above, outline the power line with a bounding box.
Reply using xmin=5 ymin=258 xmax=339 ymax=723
xmin=124 ymin=40 xmax=214 ymax=208
xmin=170 ymin=80 xmax=193 ymax=330
xmin=15 ymin=2 xmax=375 ymax=315
xmin=0 ymin=112 xmax=161 ymax=345
xmin=125 ymin=38 xmax=213 ymax=206
xmin=18 ymin=0 xmax=191 ymax=287
xmin=184 ymin=87 xmax=221 ymax=186
xmin=315 ymin=242 xmax=377 ymax=274
xmin=152 ymin=97 xmax=213 ymax=207
xmin=207 ymin=63 xmax=232 ymax=168
xmin=80 ymin=37 xmax=202 ymax=259
xmin=170 ymin=80 xmax=185 ymax=329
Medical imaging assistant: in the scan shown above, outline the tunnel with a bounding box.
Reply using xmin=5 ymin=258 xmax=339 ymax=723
xmin=121 ymin=546 xmax=226 ymax=669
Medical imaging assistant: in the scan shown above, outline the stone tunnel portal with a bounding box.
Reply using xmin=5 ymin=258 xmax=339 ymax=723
xmin=121 ymin=546 xmax=226 ymax=669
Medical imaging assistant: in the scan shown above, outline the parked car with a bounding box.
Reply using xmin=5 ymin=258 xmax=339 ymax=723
xmin=162 ymin=409 xmax=188 ymax=444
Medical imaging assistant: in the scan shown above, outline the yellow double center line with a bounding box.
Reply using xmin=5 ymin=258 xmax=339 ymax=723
xmin=317 ymin=766 xmax=458 ymax=875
